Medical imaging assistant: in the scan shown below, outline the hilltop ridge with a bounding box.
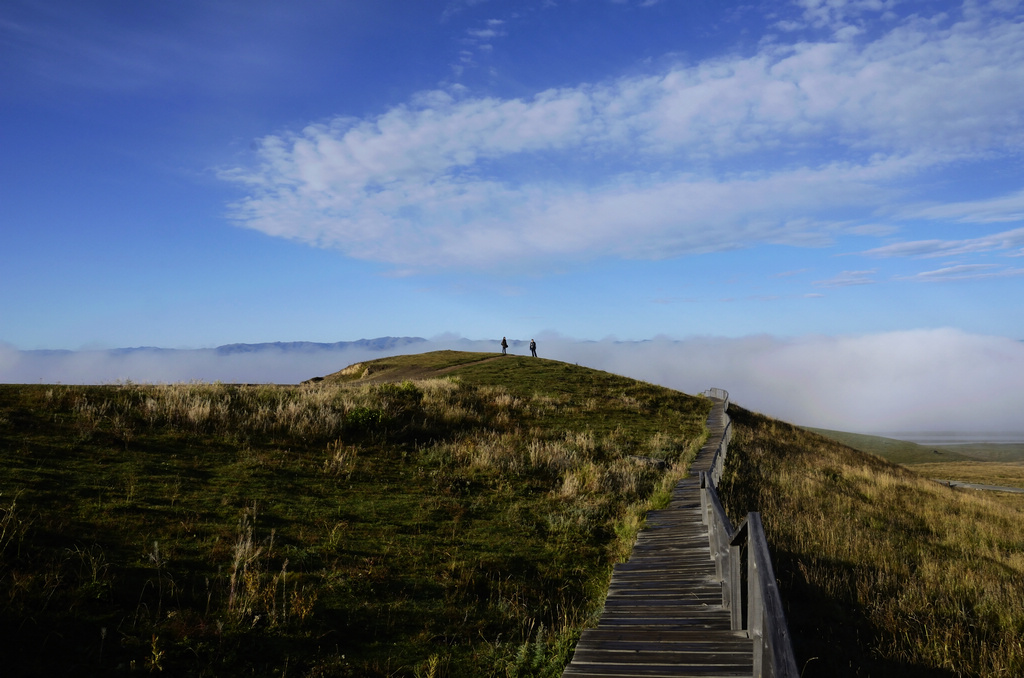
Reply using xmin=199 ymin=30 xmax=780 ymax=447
xmin=306 ymin=350 xmax=497 ymax=384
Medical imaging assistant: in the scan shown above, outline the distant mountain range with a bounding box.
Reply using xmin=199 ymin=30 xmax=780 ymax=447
xmin=24 ymin=337 xmax=429 ymax=356
xmin=4 ymin=338 xmax=436 ymax=385
xmin=213 ymin=337 xmax=427 ymax=355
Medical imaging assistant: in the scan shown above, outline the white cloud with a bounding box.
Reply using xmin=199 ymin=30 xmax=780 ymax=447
xmin=442 ymin=0 xmax=493 ymax=20
xmin=466 ymin=28 xmax=500 ymax=39
xmin=863 ymin=226 xmax=1024 ymax=258
xmin=536 ymin=329 xmax=1024 ymax=435
xmin=900 ymin=263 xmax=1024 ymax=281
xmin=791 ymin=0 xmax=901 ymax=31
xmin=907 ymin=189 xmax=1024 ymax=224
xmin=813 ymin=269 xmax=877 ymax=287
xmin=223 ymin=5 xmax=1024 ymax=270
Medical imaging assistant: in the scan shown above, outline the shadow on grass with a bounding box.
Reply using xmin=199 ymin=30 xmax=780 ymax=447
xmin=775 ymin=549 xmax=960 ymax=678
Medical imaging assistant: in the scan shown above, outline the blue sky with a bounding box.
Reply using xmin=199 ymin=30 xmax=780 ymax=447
xmin=2 ymin=0 xmax=1022 ymax=350
xmin=3 ymin=1 xmax=1024 ymax=434
xmin=2 ymin=0 xmax=1024 ymax=350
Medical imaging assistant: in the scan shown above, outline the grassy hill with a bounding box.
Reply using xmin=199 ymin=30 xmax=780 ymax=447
xmin=802 ymin=427 xmax=974 ymax=464
xmin=0 ymin=352 xmax=710 ymax=677
xmin=3 ymin=351 xmax=1023 ymax=677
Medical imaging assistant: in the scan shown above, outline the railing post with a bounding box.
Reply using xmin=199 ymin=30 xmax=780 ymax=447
xmin=702 ymin=469 xmax=738 ymax=611
xmin=706 ymin=419 xmax=731 ymax=488
xmin=748 ymin=513 xmax=800 ymax=678
xmin=748 ymin=515 xmax=765 ymax=674
xmin=702 ymin=473 xmax=723 ymax=579
xmin=700 ymin=471 xmax=710 ymax=526
xmin=729 ymin=518 xmax=748 ymax=632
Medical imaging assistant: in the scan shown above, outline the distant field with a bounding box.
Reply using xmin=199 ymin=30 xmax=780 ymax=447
xmin=805 ymin=426 xmax=1024 ymax=512
xmin=804 ymin=427 xmax=1024 ymax=464
xmin=909 ymin=462 xmax=1024 ymax=490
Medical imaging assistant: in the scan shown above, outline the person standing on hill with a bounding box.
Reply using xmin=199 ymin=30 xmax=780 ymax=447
xmin=501 ymin=336 xmax=508 ymax=355
xmin=530 ymin=339 xmax=537 ymax=357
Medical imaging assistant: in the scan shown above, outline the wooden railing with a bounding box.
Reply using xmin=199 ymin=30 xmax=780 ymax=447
xmin=699 ymin=398 xmax=799 ymax=678
xmin=702 ymin=387 xmax=731 ymax=403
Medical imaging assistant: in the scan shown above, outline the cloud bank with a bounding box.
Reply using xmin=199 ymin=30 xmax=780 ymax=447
xmin=536 ymin=329 xmax=1024 ymax=436
xmin=4 ymin=329 xmax=1022 ymax=437
xmin=223 ymin=3 xmax=1024 ymax=271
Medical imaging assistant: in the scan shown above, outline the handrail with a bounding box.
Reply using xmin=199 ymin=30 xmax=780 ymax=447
xmin=702 ymin=387 xmax=730 ymax=408
xmin=747 ymin=513 xmax=799 ymax=678
xmin=699 ymin=393 xmax=799 ymax=678
xmin=700 ymin=471 xmax=738 ymax=622
xmin=706 ymin=419 xmax=732 ymax=487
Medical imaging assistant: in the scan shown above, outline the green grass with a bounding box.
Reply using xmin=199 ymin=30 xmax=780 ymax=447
xmin=724 ymin=407 xmax=1024 ymax=678
xmin=802 ymin=427 xmax=973 ymax=464
xmin=0 ymin=354 xmax=710 ymax=677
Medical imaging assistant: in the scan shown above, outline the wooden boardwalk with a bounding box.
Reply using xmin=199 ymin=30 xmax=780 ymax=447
xmin=562 ymin=398 xmax=753 ymax=677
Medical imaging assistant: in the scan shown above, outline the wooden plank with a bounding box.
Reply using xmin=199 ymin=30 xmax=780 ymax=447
xmin=601 ymin=606 xmax=726 ymax=614
xmin=594 ymin=621 xmax=734 ymax=630
xmin=596 ymin=606 xmax=729 ymax=618
xmin=632 ymin=537 xmax=710 ymax=545
xmin=575 ymin=638 xmax=750 ymax=652
xmin=605 ymin=595 xmax=723 ymax=602
xmin=606 ymin=584 xmax=720 ymax=594
xmin=608 ymin=574 xmax=715 ymax=584
xmin=605 ymin=585 xmax=721 ymax=596
xmin=570 ymin=654 xmax=750 ymax=667
xmin=611 ymin=565 xmax=713 ymax=572
xmin=579 ymin=629 xmax=749 ymax=642
xmin=603 ymin=600 xmax=723 ymax=610
xmin=634 ymin=533 xmax=708 ymax=540
xmin=572 ymin=647 xmax=750 ymax=657
xmin=606 ymin=590 xmax=722 ymax=599
xmin=564 ymin=665 xmax=750 ymax=677
xmin=613 ymin=558 xmax=713 ymax=569
xmin=617 ymin=551 xmax=714 ymax=561
xmin=604 ymin=596 xmax=723 ymax=603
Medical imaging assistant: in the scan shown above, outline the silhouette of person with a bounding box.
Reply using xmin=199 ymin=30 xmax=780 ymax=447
xmin=501 ymin=336 xmax=508 ymax=355
xmin=530 ymin=339 xmax=537 ymax=357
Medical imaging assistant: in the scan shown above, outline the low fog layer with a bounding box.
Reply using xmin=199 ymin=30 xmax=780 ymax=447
xmin=534 ymin=330 xmax=1024 ymax=438
xmin=2 ymin=329 xmax=1021 ymax=436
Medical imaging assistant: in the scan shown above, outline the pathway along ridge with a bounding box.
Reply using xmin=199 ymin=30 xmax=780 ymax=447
xmin=561 ymin=397 xmax=753 ymax=677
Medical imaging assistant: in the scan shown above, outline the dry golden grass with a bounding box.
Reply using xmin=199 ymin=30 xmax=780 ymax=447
xmin=721 ymin=406 xmax=1024 ymax=678
xmin=905 ymin=461 xmax=1024 ymax=489
xmin=3 ymin=359 xmax=711 ymax=677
